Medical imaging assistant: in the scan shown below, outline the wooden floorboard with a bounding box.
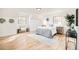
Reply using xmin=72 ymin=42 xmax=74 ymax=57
xmin=0 ymin=33 xmax=75 ymax=50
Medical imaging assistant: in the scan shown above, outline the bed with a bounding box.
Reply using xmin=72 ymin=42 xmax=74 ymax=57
xmin=36 ymin=25 xmax=56 ymax=38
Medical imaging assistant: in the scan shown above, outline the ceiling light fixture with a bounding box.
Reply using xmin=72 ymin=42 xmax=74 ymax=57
xmin=36 ymin=8 xmax=41 ymax=11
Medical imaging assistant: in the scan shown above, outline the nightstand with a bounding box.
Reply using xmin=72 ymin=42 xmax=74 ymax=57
xmin=26 ymin=28 xmax=30 ymax=32
xmin=17 ymin=29 xmax=21 ymax=33
xmin=56 ymin=27 xmax=64 ymax=34
xmin=17 ymin=28 xmax=30 ymax=33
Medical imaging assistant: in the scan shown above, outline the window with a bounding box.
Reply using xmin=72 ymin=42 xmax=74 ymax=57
xmin=18 ymin=16 xmax=27 ymax=28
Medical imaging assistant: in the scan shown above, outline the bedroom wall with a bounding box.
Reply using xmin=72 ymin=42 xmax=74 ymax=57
xmin=0 ymin=17 xmax=18 ymax=37
xmin=0 ymin=8 xmax=42 ymax=36
xmin=38 ymin=9 xmax=76 ymax=34
xmin=0 ymin=9 xmax=18 ymax=37
xmin=40 ymin=9 xmax=76 ymax=25
xmin=29 ymin=14 xmax=42 ymax=32
xmin=0 ymin=9 xmax=20 ymax=37
xmin=0 ymin=8 xmax=76 ymax=37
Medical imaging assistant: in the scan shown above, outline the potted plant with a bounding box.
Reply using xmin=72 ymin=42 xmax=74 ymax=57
xmin=65 ymin=14 xmax=75 ymax=30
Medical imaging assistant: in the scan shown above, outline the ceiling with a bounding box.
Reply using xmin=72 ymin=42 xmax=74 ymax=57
xmin=0 ymin=8 xmax=76 ymax=17
xmin=0 ymin=8 xmax=76 ymax=14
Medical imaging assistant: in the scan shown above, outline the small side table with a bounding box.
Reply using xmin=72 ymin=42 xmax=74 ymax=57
xmin=65 ymin=29 xmax=77 ymax=50
xmin=17 ymin=28 xmax=30 ymax=33
xmin=17 ymin=29 xmax=21 ymax=33
xmin=26 ymin=28 xmax=30 ymax=32
xmin=56 ymin=27 xmax=64 ymax=34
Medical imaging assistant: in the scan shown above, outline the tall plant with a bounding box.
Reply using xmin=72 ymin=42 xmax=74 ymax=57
xmin=65 ymin=14 xmax=75 ymax=27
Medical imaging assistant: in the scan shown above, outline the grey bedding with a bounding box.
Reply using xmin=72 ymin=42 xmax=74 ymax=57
xmin=36 ymin=28 xmax=52 ymax=38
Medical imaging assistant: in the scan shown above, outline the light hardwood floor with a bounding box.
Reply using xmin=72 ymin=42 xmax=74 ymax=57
xmin=0 ymin=33 xmax=75 ymax=50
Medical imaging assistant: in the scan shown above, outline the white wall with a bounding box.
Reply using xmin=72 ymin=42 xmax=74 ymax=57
xmin=0 ymin=9 xmax=18 ymax=37
xmin=39 ymin=9 xmax=76 ymax=33
xmin=0 ymin=17 xmax=18 ymax=37
xmin=40 ymin=9 xmax=76 ymax=24
xmin=29 ymin=14 xmax=42 ymax=32
xmin=0 ymin=8 xmax=76 ymax=37
xmin=0 ymin=8 xmax=42 ymax=36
